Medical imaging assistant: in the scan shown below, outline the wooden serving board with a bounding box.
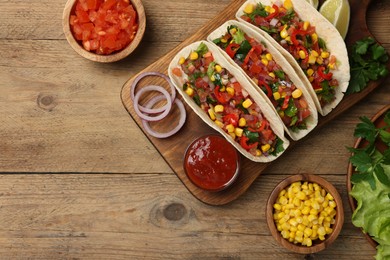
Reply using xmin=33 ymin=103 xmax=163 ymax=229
xmin=121 ymin=0 xmax=390 ymax=205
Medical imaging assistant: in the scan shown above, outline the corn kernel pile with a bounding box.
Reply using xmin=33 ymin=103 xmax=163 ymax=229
xmin=273 ymin=181 xmax=337 ymax=247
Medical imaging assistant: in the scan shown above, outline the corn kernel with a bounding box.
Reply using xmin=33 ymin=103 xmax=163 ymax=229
xmin=326 ymin=193 xmax=334 ymax=201
xmin=244 ymin=3 xmax=255 ymax=14
xmin=261 ymin=144 xmax=271 ymax=153
xmin=214 ymin=120 xmax=224 ymax=128
xmin=269 ymin=72 xmax=275 ymax=78
xmin=273 ymin=92 xmax=281 ymax=100
xmin=226 ymin=124 xmax=235 ymax=133
xmin=229 ymin=27 xmax=237 ymax=35
xmin=226 ymin=86 xmax=235 ymax=96
xmin=238 ymin=118 xmax=246 ymax=127
xmin=311 ymin=50 xmax=319 ymax=57
xmin=235 ymin=127 xmax=243 ymax=137
xmin=210 ymin=75 xmax=215 ymax=82
xmin=316 ymin=56 xmax=323 ymax=65
xmin=278 ymin=110 xmax=285 ymax=118
xmin=283 ymin=0 xmax=293 ymax=9
xmin=229 ymin=132 xmax=236 ymax=139
xmin=311 ymin=33 xmax=318 ymax=42
xmin=242 ymin=98 xmax=253 ymax=108
xmin=190 ymin=51 xmax=198 ymax=60
xmin=280 ymin=29 xmax=288 ymax=39
xmin=308 ymin=54 xmax=317 ymax=64
xmin=305 ymin=69 xmax=313 ymax=77
xmin=221 ymin=38 xmax=227 ymax=43
xmin=309 ymin=76 xmax=314 ymax=82
xmin=274 ymin=203 xmax=282 ymax=211
xmin=321 ymin=51 xmax=330 ymax=58
xmin=292 ymin=89 xmax=302 ymax=99
xmin=215 ymin=64 xmax=222 ymax=73
xmin=179 ymin=57 xmax=186 ymax=64
xmin=255 ymin=149 xmax=262 ymax=156
xmin=303 ymin=237 xmax=312 ymax=247
xmin=185 ymin=87 xmax=194 ymax=96
xmin=265 ymin=53 xmax=273 ymax=61
xmin=317 ymin=226 xmax=326 ymax=236
xmin=214 ymin=105 xmax=224 ymax=113
xmin=208 ymin=108 xmax=216 ymax=120
xmin=261 ymin=58 xmax=269 ymax=66
xmin=303 ymin=21 xmax=310 ymax=31
xmin=299 ymin=50 xmax=307 ymax=59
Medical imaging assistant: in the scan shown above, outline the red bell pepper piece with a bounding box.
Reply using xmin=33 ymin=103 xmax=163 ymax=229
xmin=317 ymin=66 xmax=333 ymax=81
xmin=240 ymin=136 xmax=258 ymax=151
xmin=258 ymin=81 xmax=273 ymax=98
xmin=291 ymin=29 xmax=307 ymax=46
xmin=281 ymin=94 xmax=290 ymax=110
xmin=226 ymin=43 xmax=241 ymax=58
xmin=265 ymin=4 xmax=279 ymax=20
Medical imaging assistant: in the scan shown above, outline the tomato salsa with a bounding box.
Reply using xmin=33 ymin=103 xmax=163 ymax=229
xmin=70 ymin=0 xmax=138 ymax=55
xmin=240 ymin=0 xmax=339 ymax=107
xmin=184 ymin=135 xmax=240 ymax=191
xmin=171 ymin=42 xmax=285 ymax=158
xmin=212 ymin=25 xmax=312 ymax=132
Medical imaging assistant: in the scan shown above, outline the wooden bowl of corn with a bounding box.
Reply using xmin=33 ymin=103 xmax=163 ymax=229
xmin=266 ymin=174 xmax=344 ymax=254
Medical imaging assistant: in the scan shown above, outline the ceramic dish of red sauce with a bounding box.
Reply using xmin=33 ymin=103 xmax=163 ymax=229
xmin=184 ymin=134 xmax=240 ymax=192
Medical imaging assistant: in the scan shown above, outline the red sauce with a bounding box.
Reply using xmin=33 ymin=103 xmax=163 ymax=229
xmin=70 ymin=0 xmax=138 ymax=55
xmin=184 ymin=135 xmax=240 ymax=191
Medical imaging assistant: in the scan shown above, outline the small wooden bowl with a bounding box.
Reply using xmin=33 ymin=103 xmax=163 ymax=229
xmin=266 ymin=174 xmax=344 ymax=254
xmin=62 ymin=0 xmax=146 ymax=63
xmin=346 ymin=104 xmax=390 ymax=248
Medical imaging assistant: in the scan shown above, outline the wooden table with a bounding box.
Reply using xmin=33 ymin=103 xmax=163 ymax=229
xmin=0 ymin=0 xmax=389 ymax=258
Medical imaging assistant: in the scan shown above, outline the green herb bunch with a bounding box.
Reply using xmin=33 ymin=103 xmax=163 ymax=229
xmin=347 ymin=37 xmax=389 ymax=94
xmin=348 ymin=110 xmax=390 ymax=191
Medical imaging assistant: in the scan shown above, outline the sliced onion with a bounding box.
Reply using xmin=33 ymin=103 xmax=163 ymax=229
xmin=142 ymin=95 xmax=186 ymax=138
xmin=270 ymin=18 xmax=279 ymax=27
xmin=133 ymin=85 xmax=172 ymax=122
xmin=130 ymin=71 xmax=176 ymax=114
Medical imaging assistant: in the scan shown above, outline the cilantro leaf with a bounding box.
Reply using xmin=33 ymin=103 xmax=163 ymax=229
xmin=347 ymin=37 xmax=389 ymax=94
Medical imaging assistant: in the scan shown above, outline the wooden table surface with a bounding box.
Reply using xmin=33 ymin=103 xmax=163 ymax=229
xmin=0 ymin=0 xmax=389 ymax=259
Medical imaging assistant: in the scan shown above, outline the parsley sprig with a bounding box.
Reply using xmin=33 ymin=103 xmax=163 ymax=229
xmin=347 ymin=37 xmax=389 ymax=94
xmin=348 ymin=111 xmax=390 ymax=190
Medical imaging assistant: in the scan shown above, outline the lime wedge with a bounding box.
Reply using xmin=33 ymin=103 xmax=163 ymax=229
xmin=319 ymin=0 xmax=350 ymax=39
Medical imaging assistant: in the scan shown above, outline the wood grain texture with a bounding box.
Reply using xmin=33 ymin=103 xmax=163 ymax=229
xmin=121 ymin=0 xmax=390 ymax=205
xmin=0 ymin=0 xmax=389 ymax=258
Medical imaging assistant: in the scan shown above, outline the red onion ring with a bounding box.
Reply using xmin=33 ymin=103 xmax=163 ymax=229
xmin=133 ymin=85 xmax=172 ymax=122
xmin=141 ymin=95 xmax=186 ymax=138
xmin=130 ymin=71 xmax=176 ymax=114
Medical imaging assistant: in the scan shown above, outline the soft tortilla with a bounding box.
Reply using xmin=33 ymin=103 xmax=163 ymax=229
xmin=207 ymin=20 xmax=318 ymax=141
xmin=236 ymin=0 xmax=350 ymax=116
xmin=168 ymin=40 xmax=289 ymax=163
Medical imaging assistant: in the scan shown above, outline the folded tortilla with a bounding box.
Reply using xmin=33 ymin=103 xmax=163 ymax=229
xmin=168 ymin=40 xmax=289 ymax=162
xmin=236 ymin=0 xmax=350 ymax=116
xmin=207 ymin=20 xmax=318 ymax=141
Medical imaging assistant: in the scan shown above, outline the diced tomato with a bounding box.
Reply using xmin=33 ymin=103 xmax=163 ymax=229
xmin=70 ymin=0 xmax=138 ymax=55
xmin=195 ymin=78 xmax=208 ymax=89
xmin=75 ymin=9 xmax=90 ymax=23
xmin=261 ymin=129 xmax=275 ymax=142
xmin=223 ymin=113 xmax=239 ymax=127
xmin=249 ymin=63 xmax=263 ymax=74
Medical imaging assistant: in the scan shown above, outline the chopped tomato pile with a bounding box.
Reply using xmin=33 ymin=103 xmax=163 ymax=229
xmin=70 ymin=0 xmax=138 ymax=55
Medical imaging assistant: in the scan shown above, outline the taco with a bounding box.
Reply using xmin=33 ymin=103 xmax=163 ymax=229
xmin=168 ymin=41 xmax=289 ymax=162
xmin=236 ymin=0 xmax=350 ymax=116
xmin=208 ymin=20 xmax=318 ymax=141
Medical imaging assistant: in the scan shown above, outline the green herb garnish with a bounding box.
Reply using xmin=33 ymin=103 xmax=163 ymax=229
xmin=348 ymin=111 xmax=390 ymax=190
xmin=347 ymin=37 xmax=389 ymax=94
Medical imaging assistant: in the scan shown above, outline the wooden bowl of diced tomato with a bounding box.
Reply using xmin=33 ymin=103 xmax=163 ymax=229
xmin=63 ymin=0 xmax=146 ymax=62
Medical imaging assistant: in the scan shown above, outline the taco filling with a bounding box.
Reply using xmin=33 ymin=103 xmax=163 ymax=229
xmin=171 ymin=42 xmax=284 ymax=157
xmin=240 ymin=0 xmax=339 ymax=108
xmin=212 ymin=24 xmax=312 ymax=133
